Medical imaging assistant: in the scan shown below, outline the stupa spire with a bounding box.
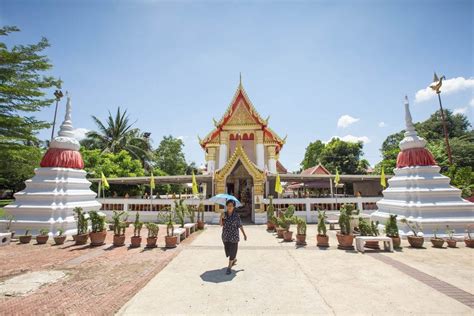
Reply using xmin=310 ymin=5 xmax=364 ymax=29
xmin=58 ymin=92 xmax=75 ymax=138
xmin=399 ymin=96 xmax=427 ymax=151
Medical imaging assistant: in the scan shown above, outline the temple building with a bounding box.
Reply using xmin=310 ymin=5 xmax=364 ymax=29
xmin=199 ymin=80 xmax=286 ymax=215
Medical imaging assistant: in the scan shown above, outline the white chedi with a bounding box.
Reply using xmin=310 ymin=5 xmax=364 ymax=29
xmin=1 ymin=95 xmax=101 ymax=236
xmin=371 ymin=97 xmax=474 ymax=236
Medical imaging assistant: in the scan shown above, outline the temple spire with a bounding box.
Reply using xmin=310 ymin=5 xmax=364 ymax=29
xmin=404 ymin=95 xmax=415 ymax=133
xmin=58 ymin=92 xmax=75 ymax=138
xmin=239 ymin=72 xmax=242 ymax=86
xmin=399 ymin=95 xmax=426 ymax=151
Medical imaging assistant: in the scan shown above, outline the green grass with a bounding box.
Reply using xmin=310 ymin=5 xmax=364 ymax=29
xmin=0 ymin=208 xmax=4 ymax=218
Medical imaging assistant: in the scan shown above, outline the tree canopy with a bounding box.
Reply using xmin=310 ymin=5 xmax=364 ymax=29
xmin=301 ymin=138 xmax=368 ymax=174
xmin=0 ymin=26 xmax=61 ymax=149
xmin=154 ymin=135 xmax=187 ymax=176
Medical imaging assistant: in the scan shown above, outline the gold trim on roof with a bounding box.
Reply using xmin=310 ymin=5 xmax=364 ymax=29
xmin=215 ymin=142 xmax=265 ymax=183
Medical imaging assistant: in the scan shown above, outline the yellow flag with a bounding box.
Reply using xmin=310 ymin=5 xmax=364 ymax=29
xmin=334 ymin=169 xmax=340 ymax=186
xmin=380 ymin=168 xmax=387 ymax=188
xmin=192 ymin=171 xmax=198 ymax=195
xmin=150 ymin=172 xmax=155 ymax=190
xmin=275 ymin=173 xmax=283 ymax=194
xmin=101 ymin=172 xmax=109 ymax=190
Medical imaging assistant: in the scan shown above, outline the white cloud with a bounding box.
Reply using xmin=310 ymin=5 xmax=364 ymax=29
xmin=470 ymin=98 xmax=474 ymax=108
xmin=177 ymin=135 xmax=187 ymax=140
xmin=453 ymin=107 xmax=468 ymax=115
xmin=415 ymin=77 xmax=474 ymax=103
xmin=326 ymin=135 xmax=371 ymax=144
xmin=71 ymin=128 xmax=89 ymax=140
xmin=378 ymin=121 xmax=386 ymax=128
xmin=337 ymin=115 xmax=359 ymax=128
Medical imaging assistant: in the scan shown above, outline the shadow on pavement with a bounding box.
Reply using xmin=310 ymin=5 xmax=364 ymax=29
xmin=200 ymin=268 xmax=244 ymax=283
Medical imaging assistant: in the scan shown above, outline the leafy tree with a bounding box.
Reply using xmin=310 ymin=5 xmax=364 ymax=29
xmin=301 ymin=140 xmax=325 ymax=170
xmin=81 ymin=149 xmax=145 ymax=196
xmin=81 ymin=107 xmax=152 ymax=166
xmin=417 ymin=109 xmax=471 ymax=142
xmin=320 ymin=138 xmax=365 ymax=174
xmin=0 ymin=146 xmax=42 ymax=192
xmin=0 ymin=26 xmax=60 ymax=148
xmin=154 ymin=135 xmax=187 ymax=175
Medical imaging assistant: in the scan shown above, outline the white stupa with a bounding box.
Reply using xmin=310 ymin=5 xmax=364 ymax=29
xmin=371 ymin=96 xmax=474 ymax=236
xmin=1 ymin=94 xmax=101 ymax=236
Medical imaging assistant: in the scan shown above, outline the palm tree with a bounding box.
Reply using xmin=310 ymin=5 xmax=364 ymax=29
xmin=81 ymin=107 xmax=152 ymax=166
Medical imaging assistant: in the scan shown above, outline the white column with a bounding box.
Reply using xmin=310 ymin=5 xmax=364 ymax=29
xmin=267 ymin=145 xmax=277 ymax=174
xmin=218 ymin=143 xmax=227 ymax=168
xmin=256 ymin=131 xmax=265 ymax=170
xmin=206 ymin=147 xmax=216 ymax=173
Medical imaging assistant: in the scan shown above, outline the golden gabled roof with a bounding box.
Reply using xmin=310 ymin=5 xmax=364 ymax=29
xmin=199 ymin=81 xmax=284 ymax=148
xmin=215 ymin=142 xmax=265 ymax=182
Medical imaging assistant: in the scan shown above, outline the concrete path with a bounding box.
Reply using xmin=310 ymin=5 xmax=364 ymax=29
xmin=119 ymin=225 xmax=473 ymax=315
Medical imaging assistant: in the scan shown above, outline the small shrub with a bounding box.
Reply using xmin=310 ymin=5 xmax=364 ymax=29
xmin=317 ymin=210 xmax=327 ymax=236
xmin=133 ymin=212 xmax=143 ymax=237
xmin=146 ymin=222 xmax=159 ymax=238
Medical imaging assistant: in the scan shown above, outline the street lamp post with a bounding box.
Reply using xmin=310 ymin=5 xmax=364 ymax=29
xmin=430 ymin=73 xmax=453 ymax=165
xmin=50 ymin=90 xmax=64 ymax=142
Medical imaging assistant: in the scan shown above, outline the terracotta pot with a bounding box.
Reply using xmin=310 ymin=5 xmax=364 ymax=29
xmin=296 ymin=234 xmax=306 ymax=245
xmin=267 ymin=222 xmax=275 ymax=231
xmin=464 ymin=239 xmax=474 ymax=248
xmin=74 ymin=233 xmax=89 ymax=245
xmin=197 ymin=220 xmax=205 ymax=230
xmin=130 ymin=236 xmax=142 ymax=248
xmin=113 ymin=234 xmax=126 ymax=247
xmin=388 ymin=236 xmax=401 ymax=249
xmin=431 ymin=238 xmax=444 ymax=248
xmin=276 ymin=228 xmax=285 ymax=238
xmin=54 ymin=235 xmax=66 ymax=245
xmin=407 ymin=236 xmax=424 ymax=248
xmin=365 ymin=240 xmax=380 ymax=249
xmin=446 ymin=239 xmax=457 ymax=248
xmin=36 ymin=235 xmax=49 ymax=244
xmin=90 ymin=230 xmax=107 ymax=246
xmin=336 ymin=232 xmax=354 ymax=249
xmin=317 ymin=234 xmax=329 ymax=247
xmin=146 ymin=237 xmax=158 ymax=248
xmin=283 ymin=230 xmax=293 ymax=242
xmin=165 ymin=235 xmax=178 ymax=248
xmin=19 ymin=235 xmax=32 ymax=244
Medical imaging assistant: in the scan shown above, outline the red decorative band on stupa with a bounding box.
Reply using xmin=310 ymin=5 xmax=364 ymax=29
xmin=40 ymin=148 xmax=84 ymax=169
xmin=396 ymin=147 xmax=436 ymax=168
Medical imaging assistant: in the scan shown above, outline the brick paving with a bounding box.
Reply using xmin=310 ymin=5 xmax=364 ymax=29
xmin=368 ymin=252 xmax=474 ymax=308
xmin=0 ymin=226 xmax=201 ymax=315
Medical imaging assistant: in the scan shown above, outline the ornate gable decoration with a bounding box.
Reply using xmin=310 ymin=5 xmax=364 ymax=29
xmin=199 ymin=82 xmax=285 ymax=148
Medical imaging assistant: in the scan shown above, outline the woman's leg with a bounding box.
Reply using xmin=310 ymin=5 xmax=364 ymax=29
xmin=224 ymin=241 xmax=230 ymax=258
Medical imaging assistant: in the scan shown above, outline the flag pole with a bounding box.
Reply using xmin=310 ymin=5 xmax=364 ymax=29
xmin=98 ymin=181 xmax=102 ymax=200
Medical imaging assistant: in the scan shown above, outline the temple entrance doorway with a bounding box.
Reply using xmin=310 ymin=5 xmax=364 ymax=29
xmin=226 ymin=161 xmax=253 ymax=222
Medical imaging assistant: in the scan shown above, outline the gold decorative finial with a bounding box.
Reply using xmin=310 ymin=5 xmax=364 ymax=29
xmin=239 ymin=72 xmax=242 ymax=86
xmin=430 ymin=72 xmax=445 ymax=94
xmin=212 ymin=118 xmax=219 ymax=127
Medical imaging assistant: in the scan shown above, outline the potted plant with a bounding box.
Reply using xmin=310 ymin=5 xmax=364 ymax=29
xmin=445 ymin=225 xmax=457 ymax=248
xmin=112 ymin=211 xmax=127 ymax=247
xmin=54 ymin=228 xmax=66 ymax=245
xmin=145 ymin=222 xmax=159 ymax=248
xmin=175 ymin=198 xmax=189 ymax=228
xmin=19 ymin=229 xmax=32 ymax=244
xmin=385 ymin=214 xmax=401 ymax=248
xmin=400 ymin=218 xmax=424 ymax=248
xmin=266 ymin=196 xmax=276 ymax=231
xmin=4 ymin=214 xmax=15 ymax=238
xmin=189 ymin=205 xmax=196 ymax=225
xmin=347 ymin=204 xmax=360 ymax=233
xmin=197 ymin=202 xmax=205 ymax=230
xmin=73 ymin=207 xmax=89 ymax=245
xmin=358 ymin=218 xmax=380 ymax=249
xmin=464 ymin=225 xmax=474 ymax=248
xmin=430 ymin=227 xmax=445 ymax=248
xmin=36 ymin=228 xmax=49 ymax=244
xmin=165 ymin=210 xmax=177 ymax=248
xmin=336 ymin=204 xmax=354 ymax=249
xmin=130 ymin=212 xmax=143 ymax=248
xmin=89 ymin=211 xmax=107 ymax=246
xmin=276 ymin=205 xmax=296 ymax=242
xmin=316 ymin=210 xmax=329 ymax=247
xmin=295 ymin=217 xmax=307 ymax=245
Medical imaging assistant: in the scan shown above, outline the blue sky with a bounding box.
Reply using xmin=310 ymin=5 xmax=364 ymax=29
xmin=1 ymin=0 xmax=472 ymax=171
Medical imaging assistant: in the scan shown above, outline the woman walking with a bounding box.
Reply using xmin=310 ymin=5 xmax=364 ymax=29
xmin=220 ymin=199 xmax=247 ymax=275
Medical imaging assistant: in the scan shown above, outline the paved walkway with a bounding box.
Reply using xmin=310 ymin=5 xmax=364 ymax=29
xmin=119 ymin=225 xmax=474 ymax=315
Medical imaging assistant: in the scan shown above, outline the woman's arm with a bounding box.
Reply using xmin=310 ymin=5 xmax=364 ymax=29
xmin=220 ymin=213 xmax=224 ymax=226
xmin=240 ymin=226 xmax=247 ymax=240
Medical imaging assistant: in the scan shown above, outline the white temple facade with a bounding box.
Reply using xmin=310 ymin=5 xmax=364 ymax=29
xmin=371 ymin=97 xmax=474 ymax=236
xmin=0 ymin=95 xmax=101 ymax=236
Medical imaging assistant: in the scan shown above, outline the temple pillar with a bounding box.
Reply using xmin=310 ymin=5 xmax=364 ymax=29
xmin=218 ymin=131 xmax=228 ymax=168
xmin=256 ymin=130 xmax=265 ymax=170
xmin=206 ymin=147 xmax=216 ymax=173
xmin=267 ymin=145 xmax=277 ymax=174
